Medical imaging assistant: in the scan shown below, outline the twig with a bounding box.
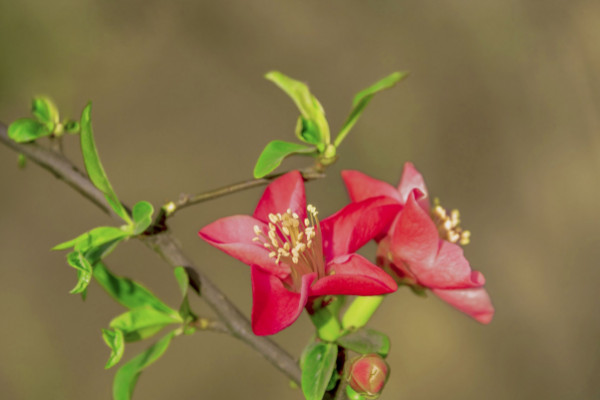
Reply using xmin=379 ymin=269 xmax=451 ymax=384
xmin=0 ymin=122 xmax=302 ymax=384
xmin=152 ymin=169 xmax=325 ymax=230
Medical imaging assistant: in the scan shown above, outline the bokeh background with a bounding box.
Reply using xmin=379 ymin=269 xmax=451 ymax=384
xmin=1 ymin=1 xmax=599 ymax=399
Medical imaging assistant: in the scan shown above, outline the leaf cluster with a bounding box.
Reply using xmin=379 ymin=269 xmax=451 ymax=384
xmin=254 ymin=71 xmax=408 ymax=178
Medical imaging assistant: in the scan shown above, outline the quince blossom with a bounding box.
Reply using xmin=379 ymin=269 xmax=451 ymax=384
xmin=342 ymin=163 xmax=494 ymax=324
xmin=199 ymin=171 xmax=398 ymax=335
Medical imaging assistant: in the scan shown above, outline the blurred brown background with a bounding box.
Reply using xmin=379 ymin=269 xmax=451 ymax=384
xmin=1 ymin=1 xmax=599 ymax=399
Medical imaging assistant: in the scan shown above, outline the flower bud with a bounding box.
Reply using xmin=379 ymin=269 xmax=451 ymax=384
xmin=346 ymin=353 xmax=389 ymax=398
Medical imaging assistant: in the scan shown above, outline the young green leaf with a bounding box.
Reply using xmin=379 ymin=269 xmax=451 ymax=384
xmin=113 ymin=331 xmax=176 ymax=400
xmin=53 ymin=226 xmax=129 ymax=252
xmin=80 ymin=103 xmax=132 ymax=225
xmin=173 ymin=267 xmax=189 ymax=297
xmin=295 ymin=117 xmax=325 ymax=151
xmin=253 ymin=140 xmax=315 ymax=178
xmin=63 ymin=119 xmax=80 ymax=134
xmin=301 ymin=342 xmax=338 ymax=400
xmin=131 ymin=201 xmax=154 ymax=235
xmin=67 ymin=251 xmax=93 ymax=294
xmin=336 ymin=328 xmax=391 ymax=358
xmin=102 ymin=328 xmax=125 ymax=369
xmin=265 ymin=71 xmax=331 ymax=146
xmin=31 ymin=96 xmax=59 ymax=127
xmin=8 ymin=118 xmax=51 ymax=143
xmin=172 ymin=267 xmax=197 ymax=322
xmin=94 ymin=263 xmax=178 ymax=316
xmin=109 ymin=307 xmax=182 ymax=342
xmin=84 ymin=238 xmax=124 ymax=265
xmin=17 ymin=153 xmax=26 ymax=169
xmin=335 ymin=71 xmax=409 ymax=148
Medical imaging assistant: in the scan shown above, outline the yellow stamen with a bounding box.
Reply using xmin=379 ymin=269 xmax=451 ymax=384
xmin=430 ymin=198 xmax=471 ymax=246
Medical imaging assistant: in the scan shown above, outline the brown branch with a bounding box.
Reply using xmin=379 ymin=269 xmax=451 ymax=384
xmin=0 ymin=122 xmax=301 ymax=384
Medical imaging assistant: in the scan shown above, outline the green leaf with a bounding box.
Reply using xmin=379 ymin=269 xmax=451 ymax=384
xmin=53 ymin=226 xmax=128 ymax=252
xmin=253 ymin=140 xmax=315 ymax=178
xmin=94 ymin=263 xmax=178 ymax=316
xmin=335 ymin=71 xmax=409 ymax=148
xmin=336 ymin=328 xmax=391 ymax=357
xmin=8 ymin=118 xmax=52 ymax=143
xmin=301 ymin=341 xmax=338 ymax=400
xmin=31 ymin=96 xmax=59 ymax=127
xmin=67 ymin=251 xmax=93 ymax=294
xmin=113 ymin=331 xmax=176 ymax=400
xmin=102 ymin=328 xmax=125 ymax=369
xmin=17 ymin=153 xmax=26 ymax=169
xmin=265 ymin=71 xmax=331 ymax=146
xmin=80 ymin=103 xmax=132 ymax=225
xmin=109 ymin=307 xmax=182 ymax=342
xmin=131 ymin=201 xmax=154 ymax=235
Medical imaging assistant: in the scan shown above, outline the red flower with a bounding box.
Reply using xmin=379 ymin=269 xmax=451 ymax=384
xmin=199 ymin=171 xmax=398 ymax=335
xmin=342 ymin=163 xmax=494 ymax=324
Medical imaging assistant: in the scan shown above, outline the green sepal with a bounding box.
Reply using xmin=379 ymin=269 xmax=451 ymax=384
xmin=102 ymin=328 xmax=125 ymax=369
xmin=109 ymin=307 xmax=182 ymax=342
xmin=253 ymin=140 xmax=315 ymax=178
xmin=265 ymin=71 xmax=331 ymax=146
xmin=301 ymin=341 xmax=338 ymax=400
xmin=31 ymin=96 xmax=59 ymax=127
xmin=93 ymin=263 xmax=178 ymax=315
xmin=130 ymin=201 xmax=154 ymax=235
xmin=66 ymin=251 xmax=93 ymax=294
xmin=336 ymin=328 xmax=391 ymax=358
xmin=8 ymin=118 xmax=52 ymax=143
xmin=346 ymin=385 xmax=367 ymax=400
xmin=80 ymin=103 xmax=132 ymax=225
xmin=409 ymin=283 xmax=428 ymax=297
xmin=327 ymin=295 xmax=346 ymax=318
xmin=335 ymin=71 xmax=409 ymax=148
xmin=309 ymin=304 xmax=342 ymax=342
xmin=113 ymin=331 xmax=176 ymax=400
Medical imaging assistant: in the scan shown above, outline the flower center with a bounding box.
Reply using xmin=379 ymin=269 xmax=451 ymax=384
xmin=253 ymin=205 xmax=326 ymax=289
xmin=430 ymin=198 xmax=471 ymax=246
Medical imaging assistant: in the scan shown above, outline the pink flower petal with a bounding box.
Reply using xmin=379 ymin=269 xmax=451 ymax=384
xmin=251 ymin=266 xmax=316 ymax=335
xmin=341 ymin=170 xmax=403 ymax=203
xmin=310 ymin=254 xmax=397 ymax=296
xmin=253 ymin=171 xmax=307 ymax=222
xmin=411 ymin=241 xmax=486 ymax=289
xmin=397 ymin=162 xmax=429 ymax=208
xmin=432 ymin=287 xmax=495 ymax=324
xmin=390 ymin=194 xmax=439 ymax=266
xmin=321 ymin=197 xmax=402 ymax=261
xmin=198 ymin=215 xmax=287 ymax=278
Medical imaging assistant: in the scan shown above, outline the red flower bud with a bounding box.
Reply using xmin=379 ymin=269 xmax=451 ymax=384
xmin=347 ymin=354 xmax=389 ymax=398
